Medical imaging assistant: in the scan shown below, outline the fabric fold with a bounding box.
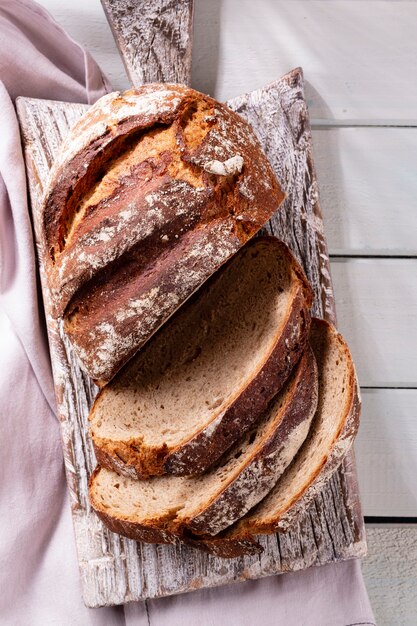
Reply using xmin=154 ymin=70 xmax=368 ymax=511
xmin=0 ymin=1 xmax=122 ymax=623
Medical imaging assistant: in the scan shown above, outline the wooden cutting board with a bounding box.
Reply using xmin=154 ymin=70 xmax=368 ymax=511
xmin=15 ymin=0 xmax=365 ymax=608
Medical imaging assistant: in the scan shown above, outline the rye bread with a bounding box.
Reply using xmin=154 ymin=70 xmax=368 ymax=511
xmin=196 ymin=318 xmax=361 ymax=557
xmin=90 ymin=237 xmax=313 ymax=478
xmin=89 ymin=343 xmax=318 ymax=545
xmin=42 ymin=83 xmax=285 ymax=384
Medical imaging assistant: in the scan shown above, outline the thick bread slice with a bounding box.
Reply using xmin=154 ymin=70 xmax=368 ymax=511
xmin=90 ymin=237 xmax=313 ymax=478
xmin=88 ymin=486 xmax=263 ymax=557
xmin=42 ymin=84 xmax=285 ymax=384
xmin=89 ymin=344 xmax=318 ymax=545
xmin=197 ymin=318 xmax=361 ymax=556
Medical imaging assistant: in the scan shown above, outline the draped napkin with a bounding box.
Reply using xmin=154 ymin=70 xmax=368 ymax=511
xmin=0 ymin=1 xmax=375 ymax=624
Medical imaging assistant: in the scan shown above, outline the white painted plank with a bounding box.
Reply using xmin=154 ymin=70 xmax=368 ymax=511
xmin=313 ymin=127 xmax=417 ymax=256
xmin=356 ymin=389 xmax=417 ymax=517
xmin=363 ymin=527 xmax=417 ymax=626
xmin=39 ymin=0 xmax=417 ymax=121
xmin=330 ymin=258 xmax=417 ymax=387
xmin=193 ymin=0 xmax=417 ymax=121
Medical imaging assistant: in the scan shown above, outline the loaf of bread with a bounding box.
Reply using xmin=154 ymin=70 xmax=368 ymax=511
xmin=42 ymin=79 xmax=360 ymax=562
xmin=42 ymin=84 xmax=285 ymax=384
xmin=89 ymin=237 xmax=313 ymax=478
xmin=89 ymin=342 xmax=318 ymax=542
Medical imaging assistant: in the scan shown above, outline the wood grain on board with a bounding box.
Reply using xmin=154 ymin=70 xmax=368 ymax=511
xmin=100 ymin=0 xmax=194 ymax=85
xmin=16 ymin=67 xmax=365 ymax=607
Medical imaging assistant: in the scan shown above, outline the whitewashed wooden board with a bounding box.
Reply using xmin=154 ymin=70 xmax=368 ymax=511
xmin=40 ymin=0 xmax=417 ymax=122
xmin=16 ymin=67 xmax=365 ymax=607
xmin=100 ymin=0 xmax=194 ymax=85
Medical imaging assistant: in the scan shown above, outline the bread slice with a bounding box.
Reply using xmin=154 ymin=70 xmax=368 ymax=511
xmin=197 ymin=318 xmax=361 ymax=557
xmin=90 ymin=237 xmax=313 ymax=478
xmin=89 ymin=343 xmax=318 ymax=544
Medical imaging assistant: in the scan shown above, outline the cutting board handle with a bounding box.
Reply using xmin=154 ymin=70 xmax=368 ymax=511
xmin=101 ymin=0 xmax=194 ymax=87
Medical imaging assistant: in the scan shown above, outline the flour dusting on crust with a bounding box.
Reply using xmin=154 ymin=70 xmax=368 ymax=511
xmin=42 ymin=84 xmax=285 ymax=382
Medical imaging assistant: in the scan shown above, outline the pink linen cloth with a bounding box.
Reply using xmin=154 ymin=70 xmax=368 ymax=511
xmin=0 ymin=1 xmax=375 ymax=624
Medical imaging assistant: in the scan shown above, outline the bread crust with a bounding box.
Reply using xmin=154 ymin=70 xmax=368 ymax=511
xmin=90 ymin=238 xmax=313 ymax=478
xmin=250 ymin=319 xmax=361 ymax=534
xmin=198 ymin=318 xmax=361 ymax=553
xmin=90 ymin=464 xmax=262 ymax=557
xmin=249 ymin=319 xmax=361 ymax=534
xmin=42 ymin=84 xmax=285 ymax=384
xmin=177 ymin=345 xmax=318 ymax=536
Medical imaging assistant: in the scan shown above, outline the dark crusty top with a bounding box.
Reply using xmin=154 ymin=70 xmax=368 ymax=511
xmin=42 ymin=83 xmax=285 ymax=383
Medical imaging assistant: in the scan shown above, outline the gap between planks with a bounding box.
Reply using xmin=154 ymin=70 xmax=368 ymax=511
xmin=360 ymin=386 xmax=417 ymax=390
xmin=312 ymin=120 xmax=417 ymax=129
xmin=366 ymin=519 xmax=417 ymax=525
xmin=330 ymin=254 xmax=417 ymax=260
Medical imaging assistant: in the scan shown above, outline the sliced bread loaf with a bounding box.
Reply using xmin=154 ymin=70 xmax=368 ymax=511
xmin=196 ymin=318 xmax=361 ymax=557
xmin=89 ymin=343 xmax=318 ymax=543
xmin=90 ymin=237 xmax=313 ymax=478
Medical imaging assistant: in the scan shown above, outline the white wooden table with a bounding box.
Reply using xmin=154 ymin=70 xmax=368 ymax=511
xmin=37 ymin=1 xmax=417 ymax=623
